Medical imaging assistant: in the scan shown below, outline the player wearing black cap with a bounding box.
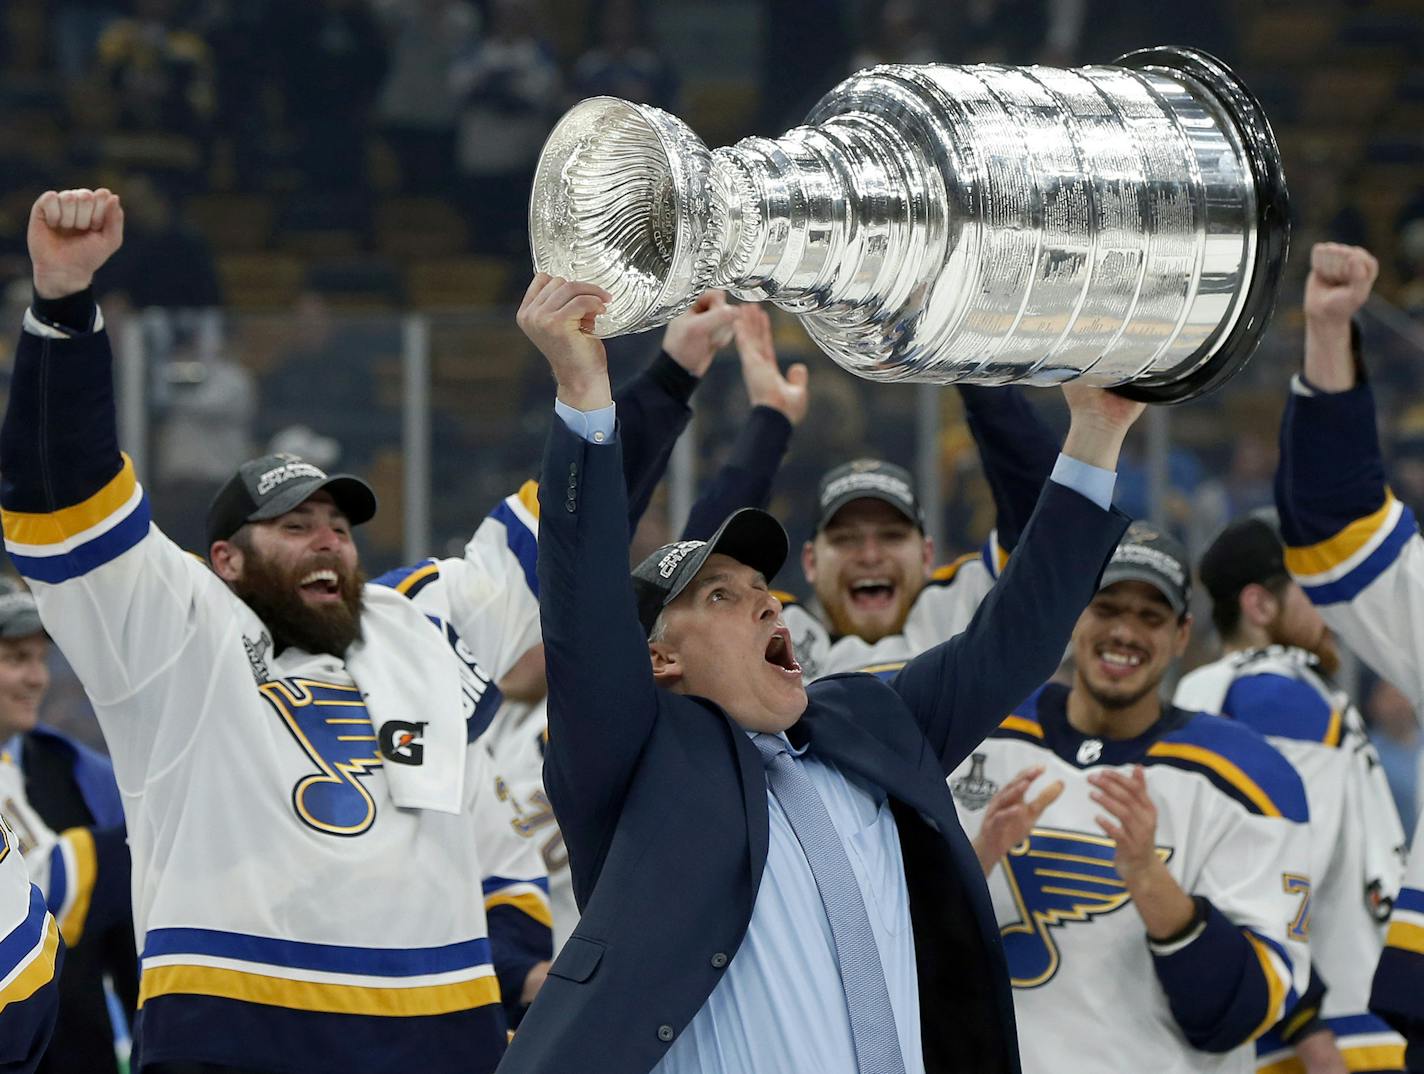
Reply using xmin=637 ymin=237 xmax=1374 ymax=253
xmin=954 ymin=523 xmax=1316 ymax=1074
xmin=785 ymin=386 xmax=1061 ymax=683
xmin=1176 ymin=513 xmax=1408 ymax=1072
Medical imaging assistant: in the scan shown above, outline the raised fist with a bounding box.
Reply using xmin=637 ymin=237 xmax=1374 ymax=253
xmin=516 ymin=273 xmax=613 ymax=411
xmin=28 ymin=189 xmax=125 ymax=299
xmin=1304 ymin=242 xmax=1378 ymax=327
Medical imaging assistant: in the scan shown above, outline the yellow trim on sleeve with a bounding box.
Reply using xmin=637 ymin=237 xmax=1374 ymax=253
xmin=1283 ymin=493 xmax=1395 ymax=577
xmin=1145 ymin=742 xmax=1280 ymax=818
xmin=484 ymin=890 xmax=554 ymax=928
xmin=138 ymin=964 xmax=501 ymax=1016
xmin=394 ymin=562 xmax=439 ymax=595
xmin=931 ymin=551 xmax=978 ymax=583
xmin=57 ymin=828 xmax=96 ymax=946
xmin=0 ymin=913 xmax=59 ymax=1014
xmin=1385 ymin=918 xmax=1424 ymax=955
xmin=1243 ymin=931 xmax=1288 ymax=1041
xmin=1322 ymin=709 xmax=1342 ymax=748
xmin=1341 ymin=1042 xmax=1408 ymax=1071
xmin=2 ymin=455 xmax=137 ymax=545
xmin=516 ymin=480 xmax=541 ymax=521
xmin=998 ymin=715 xmax=1045 ymax=739
xmin=1279 ymin=1004 xmax=1317 ymax=1041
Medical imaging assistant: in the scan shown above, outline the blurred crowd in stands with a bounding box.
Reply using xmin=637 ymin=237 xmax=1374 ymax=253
xmin=0 ymin=0 xmax=1423 ymax=818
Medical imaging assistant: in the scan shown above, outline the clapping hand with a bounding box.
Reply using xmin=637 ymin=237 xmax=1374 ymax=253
xmin=735 ymin=304 xmax=809 ymax=426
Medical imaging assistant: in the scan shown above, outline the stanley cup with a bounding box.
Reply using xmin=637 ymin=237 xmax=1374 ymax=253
xmin=529 ymin=47 xmax=1289 ymax=404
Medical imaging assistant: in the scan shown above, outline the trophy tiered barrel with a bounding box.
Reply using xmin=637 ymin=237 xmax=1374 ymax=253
xmin=529 ymin=47 xmax=1289 ymax=403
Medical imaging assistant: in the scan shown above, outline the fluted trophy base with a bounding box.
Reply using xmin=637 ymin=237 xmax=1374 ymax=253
xmin=529 ymin=47 xmax=1289 ymax=404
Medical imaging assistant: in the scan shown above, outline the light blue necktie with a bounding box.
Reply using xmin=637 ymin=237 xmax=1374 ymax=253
xmin=753 ymin=734 xmax=907 ymax=1074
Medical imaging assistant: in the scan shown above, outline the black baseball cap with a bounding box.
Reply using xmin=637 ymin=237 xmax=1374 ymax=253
xmin=206 ymin=453 xmax=378 ymax=548
xmin=815 ymin=459 xmax=924 ymax=533
xmin=1198 ymin=512 xmax=1289 ymax=609
xmin=1100 ymin=522 xmax=1192 ymax=616
xmin=632 ymin=508 xmax=788 ymax=636
xmin=0 ymin=578 xmax=42 ymax=639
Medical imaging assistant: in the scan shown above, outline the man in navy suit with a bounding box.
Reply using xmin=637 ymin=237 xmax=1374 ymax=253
xmin=501 ymin=274 xmax=1140 ymax=1074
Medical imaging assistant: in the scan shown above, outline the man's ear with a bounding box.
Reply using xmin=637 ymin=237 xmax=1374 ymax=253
xmin=1173 ymin=612 xmax=1194 ymax=658
xmin=800 ymin=539 xmax=818 ymax=585
xmin=649 ymin=640 xmax=683 ymax=688
xmin=1239 ymin=583 xmax=1278 ymax=629
xmin=210 ymin=539 xmax=243 ymax=583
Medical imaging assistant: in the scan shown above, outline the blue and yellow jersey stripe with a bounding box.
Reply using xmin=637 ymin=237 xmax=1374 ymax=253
xmin=992 ymin=713 xmax=1046 ymax=743
xmin=1257 ymin=1012 xmax=1406 ymax=1073
xmin=1243 ymin=929 xmax=1296 ymax=1041
xmin=482 ymin=876 xmax=552 ymax=929
xmin=1221 ymin=673 xmax=1343 ymax=748
xmin=1145 ymin=715 xmax=1309 ymax=822
xmin=857 ymin=661 xmax=906 ymax=683
xmin=1383 ymin=886 xmax=1424 ymax=957
xmin=138 ymin=927 xmax=501 ymax=1017
xmin=979 ymin=533 xmax=1010 ymax=580
xmin=929 ymin=551 xmax=978 ymax=586
xmin=2 ymin=454 xmax=151 ymax=584
xmin=488 ymin=481 xmax=540 ymax=598
xmin=1285 ymin=492 xmax=1418 ymax=606
xmin=45 ymin=828 xmax=97 ymax=946
xmin=0 ymin=886 xmax=61 ymax=1016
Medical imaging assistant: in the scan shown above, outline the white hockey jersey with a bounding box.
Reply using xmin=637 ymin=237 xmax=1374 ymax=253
xmin=0 ymin=327 xmax=552 ymax=1074
xmin=0 ymin=806 xmax=61 ymax=1071
xmin=1275 ymin=372 xmax=1424 ymax=1050
xmin=950 ymin=683 xmax=1312 ymax=1074
xmin=1177 ymin=648 xmax=1407 ymax=1071
xmin=781 ymin=541 xmax=1002 ymax=681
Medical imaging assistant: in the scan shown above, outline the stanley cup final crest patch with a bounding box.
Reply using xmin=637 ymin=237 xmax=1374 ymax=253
xmin=952 ymin=753 xmax=998 ymax=811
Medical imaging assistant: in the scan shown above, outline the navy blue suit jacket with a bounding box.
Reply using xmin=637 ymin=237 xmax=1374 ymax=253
xmin=499 ymin=419 xmax=1128 ymax=1074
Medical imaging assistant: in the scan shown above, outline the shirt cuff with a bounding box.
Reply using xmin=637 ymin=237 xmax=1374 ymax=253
xmin=554 ymin=399 xmax=616 ymax=444
xmin=1050 ymin=452 xmax=1115 ymax=511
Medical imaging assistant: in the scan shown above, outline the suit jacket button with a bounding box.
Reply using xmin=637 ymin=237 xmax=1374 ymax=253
xmin=710 ymin=952 xmax=728 ymax=969
xmin=657 ymin=1025 xmax=675 ymax=1042
xmin=564 ymin=499 xmax=576 ymax=513
xmin=568 ymin=462 xmax=578 ymax=476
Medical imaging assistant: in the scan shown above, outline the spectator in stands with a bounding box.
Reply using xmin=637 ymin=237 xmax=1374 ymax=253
xmin=570 ymin=0 xmax=677 ymax=110
xmin=376 ymin=0 xmax=478 ymax=194
xmin=92 ymin=174 xmax=220 ymax=309
xmin=276 ymin=0 xmax=389 ymax=191
xmin=94 ymin=0 xmax=216 ymax=141
xmin=1185 ymin=426 xmax=1276 ymax=559
xmin=451 ymin=0 xmax=561 ymax=259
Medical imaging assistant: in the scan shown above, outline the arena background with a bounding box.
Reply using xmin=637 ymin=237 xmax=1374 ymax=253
xmin=1 ymin=0 xmax=1422 ymax=833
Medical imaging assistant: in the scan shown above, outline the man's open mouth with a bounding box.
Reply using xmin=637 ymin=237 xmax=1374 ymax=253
xmin=298 ymin=569 xmax=342 ymax=601
xmin=849 ymin=578 xmax=897 ymax=610
xmin=764 ymin=627 xmax=802 ymax=676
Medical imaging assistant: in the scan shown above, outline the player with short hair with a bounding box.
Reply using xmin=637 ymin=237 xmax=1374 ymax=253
xmin=784 ymin=387 xmax=1059 ymax=682
xmin=1176 ymin=515 xmax=1407 ymax=1072
xmin=1272 ymin=241 xmax=1424 ymax=1069
xmin=953 ymin=524 xmax=1313 ymax=1074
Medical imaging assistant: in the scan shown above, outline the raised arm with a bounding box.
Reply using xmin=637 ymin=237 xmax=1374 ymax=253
xmin=957 ymin=384 xmax=1059 ymax=560
xmin=1274 ymin=243 xmax=1424 ymax=709
xmin=681 ymin=304 xmax=805 ymax=540
xmin=616 ymin=291 xmax=740 ymax=528
xmin=517 ymin=275 xmax=662 ymax=871
xmin=891 ymin=385 xmax=1137 ymax=772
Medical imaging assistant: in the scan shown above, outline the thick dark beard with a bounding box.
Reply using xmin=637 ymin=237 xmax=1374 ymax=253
xmin=232 ymin=550 xmax=366 ymax=657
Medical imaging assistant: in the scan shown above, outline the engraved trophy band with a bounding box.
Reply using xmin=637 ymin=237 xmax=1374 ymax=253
xmin=529 ymin=46 xmax=1289 ymax=403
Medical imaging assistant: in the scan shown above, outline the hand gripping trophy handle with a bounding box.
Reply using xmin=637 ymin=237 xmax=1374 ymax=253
xmin=529 ymin=47 xmax=1288 ymax=403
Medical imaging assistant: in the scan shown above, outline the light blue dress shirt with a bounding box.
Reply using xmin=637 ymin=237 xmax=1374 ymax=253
xmin=554 ymin=400 xmax=1116 ymax=1072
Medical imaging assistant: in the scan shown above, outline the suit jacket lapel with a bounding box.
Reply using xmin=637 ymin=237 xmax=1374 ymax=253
xmin=730 ymin=720 xmax=771 ymax=903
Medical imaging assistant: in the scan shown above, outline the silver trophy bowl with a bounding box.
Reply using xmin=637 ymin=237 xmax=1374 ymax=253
xmin=530 ymin=47 xmax=1288 ymax=404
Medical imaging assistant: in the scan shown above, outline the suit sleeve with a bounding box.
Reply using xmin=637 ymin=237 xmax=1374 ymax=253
xmin=1275 ymin=374 xmax=1424 ymax=709
xmin=613 ymin=351 xmax=699 ymax=530
xmin=891 ymin=479 xmax=1129 ymax=773
xmin=0 ymin=816 xmax=62 ymax=1074
xmin=958 ymin=384 xmax=1059 ymax=556
xmin=681 ymin=406 xmax=793 ymax=541
xmin=536 ymin=419 xmax=662 ymax=884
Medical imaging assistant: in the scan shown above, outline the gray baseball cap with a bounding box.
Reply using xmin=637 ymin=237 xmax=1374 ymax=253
xmin=0 ymin=578 xmax=43 ymax=639
xmin=631 ymin=509 xmax=788 ymax=636
xmin=815 ymin=459 xmax=924 ymax=533
xmin=1100 ymin=522 xmax=1192 ymax=615
xmin=206 ymin=453 xmax=377 ymax=547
